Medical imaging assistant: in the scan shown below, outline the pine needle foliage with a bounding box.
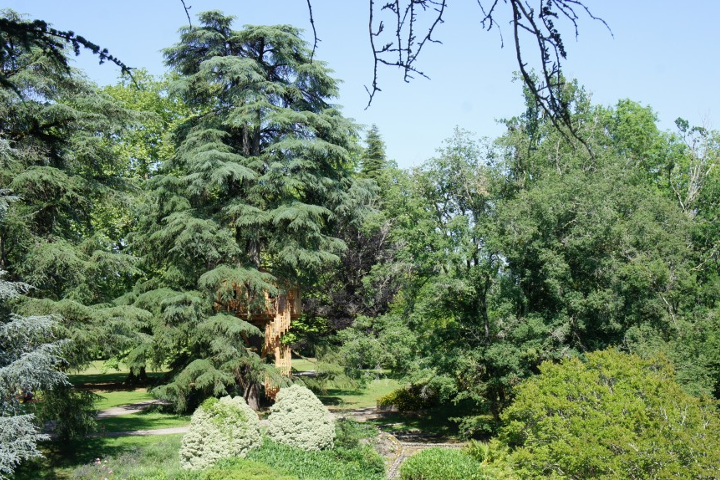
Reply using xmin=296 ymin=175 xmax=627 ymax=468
xmin=0 ymin=10 xmax=146 ymax=374
xmin=0 ymin=266 xmax=68 ymax=478
xmin=135 ymin=11 xmax=365 ymax=409
xmin=360 ymin=125 xmax=388 ymax=179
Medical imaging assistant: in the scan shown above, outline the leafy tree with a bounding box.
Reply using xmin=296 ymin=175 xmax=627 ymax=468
xmin=501 ymin=350 xmax=720 ymax=478
xmin=134 ymin=11 xmax=364 ymax=409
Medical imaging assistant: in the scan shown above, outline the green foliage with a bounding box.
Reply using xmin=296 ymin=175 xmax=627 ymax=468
xmin=267 ymin=385 xmax=335 ymax=451
xmin=247 ymin=438 xmax=385 ymax=480
xmin=377 ymin=383 xmax=438 ymax=412
xmin=0 ymin=270 xmax=67 ymax=478
xmin=337 ymin=314 xmax=416 ymax=375
xmin=400 ymin=448 xmax=498 ymax=480
xmin=180 ymin=396 xmax=261 ymax=470
xmin=202 ymin=459 xmax=298 ymax=480
xmin=360 ymin=124 xmax=388 ymax=179
xmin=132 ymin=12 xmax=366 ymax=409
xmin=35 ymin=386 xmax=98 ymax=440
xmin=501 ymin=350 xmax=720 ymax=478
xmin=334 ymin=418 xmax=379 ymax=450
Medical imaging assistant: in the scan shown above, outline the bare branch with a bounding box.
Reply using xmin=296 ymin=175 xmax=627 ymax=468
xmin=180 ymin=0 xmax=193 ymax=29
xmin=365 ymin=0 xmax=446 ymax=108
xmin=305 ymin=0 xmax=320 ymax=59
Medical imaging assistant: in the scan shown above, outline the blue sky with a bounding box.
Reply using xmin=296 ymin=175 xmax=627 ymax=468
xmin=4 ymin=1 xmax=719 ymax=168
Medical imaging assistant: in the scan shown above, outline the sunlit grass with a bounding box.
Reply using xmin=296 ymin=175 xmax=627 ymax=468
xmin=318 ymin=377 xmax=401 ymax=410
xmin=96 ymin=389 xmax=155 ymax=410
xmin=98 ymin=411 xmax=191 ymax=433
xmin=291 ymin=357 xmax=317 ymax=372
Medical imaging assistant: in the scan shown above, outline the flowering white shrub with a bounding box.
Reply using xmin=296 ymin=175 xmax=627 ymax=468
xmin=179 ymin=395 xmax=261 ymax=470
xmin=266 ymin=385 xmax=335 ymax=451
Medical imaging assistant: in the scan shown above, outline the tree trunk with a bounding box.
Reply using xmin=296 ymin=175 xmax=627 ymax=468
xmin=244 ymin=382 xmax=261 ymax=411
xmin=125 ymin=366 xmax=148 ymax=385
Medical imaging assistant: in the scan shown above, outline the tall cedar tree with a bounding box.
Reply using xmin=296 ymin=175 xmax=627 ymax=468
xmin=360 ymin=124 xmax=387 ymax=179
xmin=135 ymin=11 xmax=361 ymax=410
xmin=0 ymin=11 xmax=146 ymax=371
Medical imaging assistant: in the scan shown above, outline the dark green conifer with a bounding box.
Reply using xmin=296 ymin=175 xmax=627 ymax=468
xmin=135 ymin=11 xmax=361 ymax=409
xmin=360 ymin=124 xmax=387 ymax=179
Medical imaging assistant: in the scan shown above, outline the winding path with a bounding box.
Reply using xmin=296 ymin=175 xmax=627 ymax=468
xmin=96 ymin=402 xmax=464 ymax=478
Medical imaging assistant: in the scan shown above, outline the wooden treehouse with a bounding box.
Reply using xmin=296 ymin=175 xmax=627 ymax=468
xmin=227 ymin=285 xmax=301 ymax=399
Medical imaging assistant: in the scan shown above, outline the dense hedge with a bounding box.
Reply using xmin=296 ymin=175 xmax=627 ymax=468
xmin=377 ymin=383 xmax=437 ymax=412
xmin=501 ymin=350 xmax=720 ymax=478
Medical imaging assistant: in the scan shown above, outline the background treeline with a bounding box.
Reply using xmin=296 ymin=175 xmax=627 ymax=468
xmin=2 ymin=8 xmax=720 ymax=476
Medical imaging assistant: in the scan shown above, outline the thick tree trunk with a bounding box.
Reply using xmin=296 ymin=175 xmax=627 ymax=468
xmin=125 ymin=366 xmax=148 ymax=385
xmin=244 ymin=382 xmax=262 ymax=411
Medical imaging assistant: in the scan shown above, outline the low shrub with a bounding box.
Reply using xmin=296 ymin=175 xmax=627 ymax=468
xmin=247 ymin=438 xmax=385 ymax=480
xmin=335 ymin=418 xmax=379 ymax=449
xmin=266 ymin=385 xmax=334 ymax=451
xmin=333 ymin=445 xmax=385 ymax=476
xmin=201 ymin=459 xmax=298 ymax=480
xmin=180 ymin=396 xmax=261 ymax=470
xmin=377 ymin=383 xmax=437 ymax=412
xmin=400 ymin=448 xmax=497 ymax=480
xmin=501 ymin=350 xmax=720 ymax=478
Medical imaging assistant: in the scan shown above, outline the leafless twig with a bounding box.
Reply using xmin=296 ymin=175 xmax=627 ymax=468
xmin=180 ymin=0 xmax=193 ymax=29
xmin=305 ymin=0 xmax=320 ymax=59
xmin=365 ymin=0 xmax=446 ymax=109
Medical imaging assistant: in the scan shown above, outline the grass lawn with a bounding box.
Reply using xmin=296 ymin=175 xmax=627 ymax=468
xmin=96 ymin=389 xmax=155 ymax=410
xmin=98 ymin=411 xmax=191 ymax=432
xmin=317 ymin=377 xmax=401 ymax=410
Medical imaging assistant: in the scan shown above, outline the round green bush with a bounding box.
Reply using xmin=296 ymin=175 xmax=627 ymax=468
xmin=180 ymin=396 xmax=262 ymax=470
xmin=266 ymin=384 xmax=335 ymax=451
xmin=501 ymin=350 xmax=720 ymax=478
xmin=400 ymin=448 xmax=494 ymax=480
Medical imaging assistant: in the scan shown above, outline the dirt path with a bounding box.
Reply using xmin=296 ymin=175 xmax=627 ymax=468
xmin=97 ymin=400 xmax=171 ymax=418
xmin=93 ymin=426 xmax=189 ymax=437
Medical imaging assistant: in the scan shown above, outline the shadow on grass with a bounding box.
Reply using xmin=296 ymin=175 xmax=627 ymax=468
xmin=69 ymin=371 xmax=166 ymax=388
xmin=97 ymin=410 xmax=191 ymax=433
xmin=316 ymin=388 xmax=366 ymax=406
xmin=368 ymin=404 xmax=462 ymax=439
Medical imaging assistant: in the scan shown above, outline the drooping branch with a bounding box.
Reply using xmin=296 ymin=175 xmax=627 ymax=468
xmin=502 ymin=0 xmax=609 ymax=153
xmin=0 ymin=16 xmax=132 ymax=92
